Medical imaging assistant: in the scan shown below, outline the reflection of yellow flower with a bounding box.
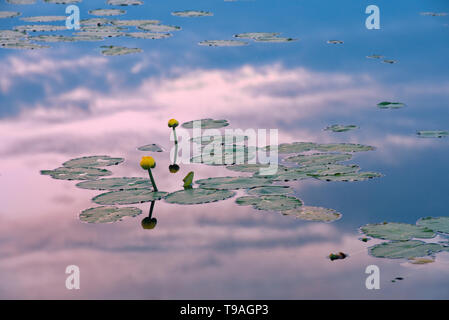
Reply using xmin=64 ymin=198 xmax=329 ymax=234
xmin=141 ymin=217 xmax=157 ymax=230
xmin=168 ymin=119 xmax=179 ymax=128
xmin=140 ymin=156 xmax=156 ymax=170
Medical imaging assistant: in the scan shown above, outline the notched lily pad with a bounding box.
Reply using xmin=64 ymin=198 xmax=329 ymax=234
xmin=137 ymin=143 xmax=165 ymax=152
xmin=199 ymin=40 xmax=248 ymax=47
xmin=416 ymin=130 xmax=448 ymax=138
xmin=89 ymin=9 xmax=126 ymax=16
xmin=111 ymin=19 xmax=159 ymax=26
xmin=377 ymin=101 xmax=406 ymax=109
xmin=196 ymin=176 xmax=272 ymax=190
xmin=164 ymin=188 xmax=235 ymax=205
xmin=80 ymin=206 xmax=142 ymax=223
xmin=101 ymin=45 xmax=142 ymax=55
xmin=284 ymin=153 xmax=352 ymax=166
xmin=369 ymin=240 xmax=447 ymax=259
xmin=0 ymin=12 xmax=21 ymax=19
xmin=246 ymin=185 xmax=293 ymax=196
xmin=182 ymin=118 xmax=229 ymax=129
xmin=63 ymin=155 xmax=124 ymax=168
xmin=92 ymin=189 xmax=167 ymax=205
xmin=236 ymin=195 xmax=303 ymax=212
xmin=417 ymin=217 xmax=449 ymax=234
xmin=324 ymin=124 xmax=358 ymax=132
xmin=76 ymin=177 xmax=153 ymax=191
xmin=282 ymin=206 xmax=342 ymax=222
xmin=171 ymin=10 xmax=213 ymax=17
xmin=361 ymin=222 xmax=435 ymax=241
xmin=41 ymin=167 xmax=112 ymax=180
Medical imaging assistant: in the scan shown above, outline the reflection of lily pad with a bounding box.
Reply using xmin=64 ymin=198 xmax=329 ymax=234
xmin=284 ymin=153 xmax=352 ymax=166
xmin=316 ymin=171 xmax=382 ymax=182
xmin=199 ymin=40 xmax=248 ymax=47
xmin=324 ymin=124 xmax=358 ymax=132
xmin=164 ymin=188 xmax=235 ymax=205
xmin=236 ymin=195 xmax=303 ymax=212
xmin=63 ymin=155 xmax=124 ymax=168
xmin=417 ymin=217 xmax=449 ymax=234
xmin=107 ymin=0 xmax=143 ymax=5
xmin=0 ymin=12 xmax=21 ymax=19
xmin=137 ymin=143 xmax=165 ymax=152
xmin=41 ymin=167 xmax=112 ymax=180
xmin=196 ymin=176 xmax=272 ymax=190
xmin=369 ymin=240 xmax=446 ymax=259
xmin=361 ymin=222 xmax=435 ymax=241
xmin=80 ymin=206 xmax=142 ymax=223
xmin=247 ymin=185 xmax=293 ymax=196
xmin=92 ymin=189 xmax=167 ymax=205
xmin=172 ymin=10 xmax=213 ymax=17
xmin=282 ymin=206 xmax=342 ymax=222
xmin=416 ymin=131 xmax=448 ymax=138
xmin=377 ymin=101 xmax=406 ymax=109
xmin=182 ymin=118 xmax=229 ymax=129
xmin=76 ymin=177 xmax=153 ymax=191
xmin=89 ymin=9 xmax=126 ymax=16
xmin=101 ymin=45 xmax=142 ymax=56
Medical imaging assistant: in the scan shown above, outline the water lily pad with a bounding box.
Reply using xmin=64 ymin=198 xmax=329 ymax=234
xmin=182 ymin=118 xmax=229 ymax=129
xmin=310 ymin=164 xmax=360 ymax=176
xmin=138 ymin=24 xmax=181 ymax=32
xmin=408 ymin=257 xmax=435 ymax=264
xmin=41 ymin=167 xmax=112 ymax=180
xmin=191 ymin=145 xmax=257 ymax=165
xmin=226 ymin=163 xmax=286 ymax=173
xmin=76 ymin=177 xmax=153 ymax=191
xmin=63 ymin=155 xmax=124 ymax=168
xmin=190 ymin=134 xmax=247 ymax=145
xmin=264 ymin=142 xmax=319 ymax=154
xmin=247 ymin=185 xmax=293 ymax=196
xmin=171 ymin=10 xmax=213 ymax=17
xmin=324 ymin=124 xmax=358 ymax=132
xmin=199 ymin=40 xmax=248 ymax=47
xmin=316 ymin=171 xmax=382 ymax=182
xmin=253 ymin=166 xmax=324 ymax=182
xmin=254 ymin=37 xmax=297 ymax=43
xmin=80 ymin=206 xmax=142 ymax=223
xmin=30 ymin=35 xmax=76 ymax=42
xmin=107 ymin=0 xmax=143 ymax=5
xmin=21 ymin=16 xmax=66 ymax=22
xmin=282 ymin=206 xmax=341 ymax=222
xmin=14 ymin=25 xmax=67 ymax=32
xmin=72 ymin=34 xmax=104 ymax=41
xmin=101 ymin=45 xmax=142 ymax=55
xmin=236 ymin=195 xmax=303 ymax=212
xmin=89 ymin=9 xmax=126 ymax=16
xmin=137 ymin=143 xmax=164 ymax=152
xmin=420 ymin=12 xmax=447 ymax=17
xmin=6 ymin=0 xmax=35 ymax=4
xmin=377 ymin=101 xmax=406 ymax=109
xmin=164 ymin=188 xmax=235 ymax=205
xmin=126 ymin=32 xmax=171 ymax=39
xmin=284 ymin=153 xmax=352 ymax=166
xmin=196 ymin=176 xmax=272 ymax=190
xmin=1 ymin=41 xmax=50 ymax=49
xmin=315 ymin=143 xmax=375 ymax=153
xmin=327 ymin=40 xmax=344 ymax=44
xmin=417 ymin=217 xmax=449 ymax=234
xmin=44 ymin=0 xmax=80 ymax=3
xmin=0 ymin=12 xmax=21 ymax=19
xmin=80 ymin=18 xmax=110 ymax=26
xmin=92 ymin=189 xmax=167 ymax=205
xmin=366 ymin=54 xmax=384 ymax=59
xmin=361 ymin=222 xmax=435 ymax=241
xmin=383 ymin=59 xmax=397 ymax=64
xmin=416 ymin=130 xmax=448 ymax=138
xmin=111 ymin=19 xmax=159 ymax=26
xmin=234 ymin=32 xmax=281 ymax=39
xmin=369 ymin=240 xmax=446 ymax=259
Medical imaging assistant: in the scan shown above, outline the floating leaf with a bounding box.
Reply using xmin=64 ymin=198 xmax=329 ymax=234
xmin=137 ymin=143 xmax=164 ymax=152
xmin=226 ymin=163 xmax=286 ymax=173
xmin=171 ymin=10 xmax=213 ymax=17
xmin=92 ymin=189 xmax=167 ymax=205
xmin=247 ymin=186 xmax=293 ymax=196
xmin=316 ymin=171 xmax=382 ymax=182
xmin=80 ymin=206 xmax=142 ymax=223
xmin=41 ymin=167 xmax=112 ymax=180
xmin=366 ymin=54 xmax=384 ymax=59
xmin=327 ymin=40 xmax=344 ymax=44
xmin=254 ymin=37 xmax=297 ymax=43
xmin=196 ymin=176 xmax=272 ymax=190
xmin=253 ymin=166 xmax=324 ymax=182
xmin=281 ymin=206 xmax=342 ymax=222
xmin=0 ymin=12 xmax=21 ymax=19
xmin=111 ymin=19 xmax=159 ymax=26
xmin=43 ymin=0 xmax=81 ymax=3
xmin=6 ymin=0 xmax=35 ymax=4
xmin=107 ymin=0 xmax=143 ymax=5
xmin=14 ymin=25 xmax=67 ymax=32
xmin=191 ymin=145 xmax=257 ymax=165
xmin=377 ymin=101 xmax=406 ymax=109
xmin=328 ymin=252 xmax=347 ymax=261
xmin=1 ymin=41 xmax=50 ymax=49
xmin=30 ymin=35 xmax=75 ymax=42
xmin=316 ymin=143 xmax=375 ymax=153
xmin=236 ymin=195 xmax=303 ymax=212
xmin=21 ymin=16 xmax=66 ymax=22
xmin=182 ymin=118 xmax=229 ymax=129
xmin=383 ymin=59 xmax=397 ymax=64
xmin=420 ymin=12 xmax=447 ymax=17
xmin=126 ymin=32 xmax=171 ymax=39
xmin=89 ymin=9 xmax=126 ymax=16
xmin=76 ymin=177 xmax=153 ymax=191
xmin=416 ymin=130 xmax=448 ymax=138
xmin=199 ymin=40 xmax=248 ymax=47
xmin=80 ymin=18 xmax=110 ymax=26
xmin=309 ymin=164 xmax=360 ymax=176
xmin=190 ymin=134 xmax=247 ymax=145
xmin=417 ymin=217 xmax=449 ymax=234
xmin=63 ymin=155 xmax=124 ymax=168
xmin=284 ymin=153 xmax=352 ymax=166
xmin=361 ymin=222 xmax=435 ymax=241
xmin=101 ymin=45 xmax=142 ymax=55
xmin=408 ymin=257 xmax=435 ymax=264
xmin=369 ymin=240 xmax=447 ymax=259
xmin=324 ymin=124 xmax=358 ymax=132
xmin=264 ymin=142 xmax=319 ymax=154
xmin=164 ymin=188 xmax=235 ymax=205
xmin=234 ymin=32 xmax=281 ymax=39
xmin=138 ymin=24 xmax=181 ymax=32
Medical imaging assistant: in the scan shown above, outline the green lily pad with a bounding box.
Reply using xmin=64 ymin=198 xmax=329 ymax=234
xmin=254 ymin=37 xmax=297 ymax=43
xmin=1 ymin=41 xmax=50 ymax=50
xmin=6 ymin=0 xmax=35 ymax=3
xmin=284 ymin=153 xmax=352 ymax=166
xmin=30 ymin=35 xmax=76 ymax=42
xmin=107 ymin=0 xmax=143 ymax=5
xmin=0 ymin=30 xmax=26 ymax=40
xmin=417 ymin=217 xmax=449 ymax=234
xmin=361 ymin=222 xmax=436 ymax=241
xmin=324 ymin=124 xmax=358 ymax=132
xmin=247 ymin=186 xmax=293 ymax=196
xmin=76 ymin=177 xmax=153 ymax=191
xmin=236 ymin=195 xmax=303 ymax=212
xmin=383 ymin=59 xmax=397 ymax=64
xmin=63 ymin=155 xmax=124 ymax=168
xmin=164 ymin=188 xmax=235 ymax=205
xmin=327 ymin=40 xmax=344 ymax=44
xmin=126 ymin=32 xmax=171 ymax=39
xmin=41 ymin=167 xmax=112 ymax=180
xmin=253 ymin=166 xmax=324 ymax=182
xmin=101 ymin=45 xmax=142 ymax=56
xmin=366 ymin=54 xmax=384 ymax=59
xmin=199 ymin=40 xmax=248 ymax=47
xmin=43 ymin=0 xmax=81 ymax=3
xmin=182 ymin=118 xmax=229 ymax=129
xmin=80 ymin=206 xmax=142 ymax=223
xmin=191 ymin=145 xmax=257 ymax=165
xmin=21 ymin=16 xmax=66 ymax=22
xmin=0 ymin=12 xmax=21 ymax=19
xmin=172 ymin=10 xmax=213 ymax=17
xmin=14 ymin=25 xmax=67 ymax=32
xmin=190 ymin=134 xmax=247 ymax=145
xmin=369 ymin=240 xmax=447 ymax=259
xmin=138 ymin=24 xmax=181 ymax=32
xmin=89 ymin=9 xmax=126 ymax=16
xmin=416 ymin=131 xmax=448 ymax=138
xmin=234 ymin=32 xmax=281 ymax=39
xmin=281 ymin=206 xmax=342 ymax=222
xmin=111 ymin=19 xmax=159 ymax=26
xmin=226 ymin=163 xmax=286 ymax=173
xmin=316 ymin=143 xmax=375 ymax=153
xmin=80 ymin=18 xmax=110 ymax=26
xmin=315 ymin=171 xmax=382 ymax=182
xmin=92 ymin=189 xmax=168 ymax=205
xmin=72 ymin=34 xmax=105 ymax=42
xmin=265 ymin=142 xmax=319 ymax=154
xmin=310 ymin=164 xmax=360 ymax=176
xmin=196 ymin=176 xmax=272 ymax=190
xmin=137 ymin=143 xmax=164 ymax=152
xmin=377 ymin=101 xmax=406 ymax=109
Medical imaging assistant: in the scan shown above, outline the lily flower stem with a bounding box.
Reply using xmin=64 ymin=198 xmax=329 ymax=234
xmin=172 ymin=127 xmax=178 ymax=145
xmin=147 ymin=169 xmax=158 ymax=192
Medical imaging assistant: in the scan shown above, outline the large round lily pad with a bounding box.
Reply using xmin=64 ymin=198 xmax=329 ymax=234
xmin=80 ymin=206 xmax=142 ymax=223
xmin=284 ymin=153 xmax=352 ymax=166
xmin=164 ymin=188 xmax=235 ymax=205
xmin=182 ymin=118 xmax=229 ymax=129
xmin=417 ymin=217 xmax=449 ymax=234
xmin=247 ymin=185 xmax=293 ymax=196
xmin=63 ymin=155 xmax=124 ymax=168
xmin=76 ymin=177 xmax=153 ymax=191
xmin=282 ymin=206 xmax=342 ymax=222
xmin=41 ymin=167 xmax=112 ymax=180
xmin=236 ymin=195 xmax=303 ymax=212
xmin=196 ymin=176 xmax=272 ymax=190
xmin=137 ymin=143 xmax=164 ymax=152
xmin=361 ymin=222 xmax=435 ymax=241
xmin=92 ymin=189 xmax=167 ymax=205
xmin=369 ymin=240 xmax=447 ymax=259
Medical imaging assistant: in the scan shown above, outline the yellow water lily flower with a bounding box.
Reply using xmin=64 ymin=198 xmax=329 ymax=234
xmin=140 ymin=156 xmax=156 ymax=170
xmin=168 ymin=118 xmax=179 ymax=128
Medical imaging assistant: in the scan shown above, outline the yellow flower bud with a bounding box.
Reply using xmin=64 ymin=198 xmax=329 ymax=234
xmin=140 ymin=156 xmax=156 ymax=170
xmin=168 ymin=119 xmax=179 ymax=128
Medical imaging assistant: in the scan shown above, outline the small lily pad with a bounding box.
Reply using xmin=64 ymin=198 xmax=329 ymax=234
xmin=416 ymin=131 xmax=448 ymax=138
xmin=41 ymin=167 xmax=112 ymax=180
xmin=284 ymin=153 xmax=352 ymax=166
xmin=80 ymin=206 xmax=142 ymax=223
xmin=327 ymin=40 xmax=344 ymax=44
xmin=417 ymin=217 xmax=449 ymax=234
xmin=76 ymin=177 xmax=153 ymax=191
xmin=377 ymin=101 xmax=406 ymax=109
xmin=310 ymin=164 xmax=360 ymax=176
xmin=92 ymin=189 xmax=167 ymax=205
xmin=199 ymin=40 xmax=248 ymax=47
xmin=196 ymin=176 xmax=272 ymax=190
xmin=63 ymin=155 xmax=124 ymax=168
xmin=107 ymin=0 xmax=143 ymax=5
xmin=138 ymin=24 xmax=181 ymax=32
xmin=324 ymin=124 xmax=358 ymax=132
xmin=101 ymin=45 xmax=142 ymax=56
xmin=246 ymin=186 xmax=293 ymax=196
xmin=420 ymin=12 xmax=447 ymax=17
xmin=236 ymin=195 xmax=303 ymax=212
xmin=282 ymin=206 xmax=342 ymax=222
xmin=1 ymin=41 xmax=50 ymax=50
xmin=30 ymin=35 xmax=76 ymax=42
xmin=80 ymin=18 xmax=110 ymax=26
xmin=0 ymin=12 xmax=21 ymax=19
xmin=383 ymin=59 xmax=397 ymax=64
xmin=361 ymin=222 xmax=436 ymax=241
xmin=137 ymin=143 xmax=164 ymax=152
xmin=182 ymin=118 xmax=229 ymax=129
xmin=171 ymin=10 xmax=213 ymax=17
xmin=369 ymin=240 xmax=446 ymax=259
xmin=43 ymin=0 xmax=81 ymax=3
xmin=316 ymin=171 xmax=382 ymax=182
xmin=164 ymin=188 xmax=235 ymax=205
xmin=89 ymin=9 xmax=126 ymax=16
xmin=21 ymin=16 xmax=66 ymax=22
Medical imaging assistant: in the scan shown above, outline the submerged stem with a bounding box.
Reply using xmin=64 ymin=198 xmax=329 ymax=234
xmin=147 ymin=169 xmax=158 ymax=192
